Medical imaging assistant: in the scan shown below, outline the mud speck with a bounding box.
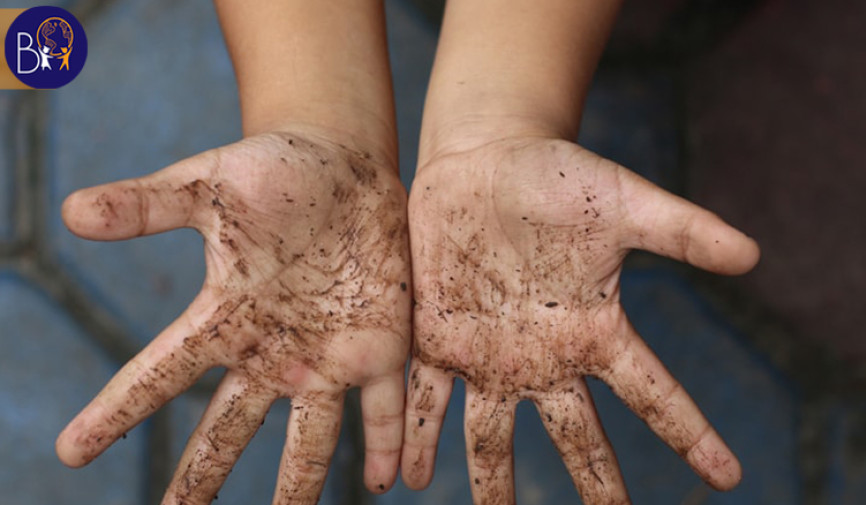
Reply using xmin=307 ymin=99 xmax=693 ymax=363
xmin=349 ymin=162 xmax=378 ymax=186
xmin=233 ymin=259 xmax=249 ymax=276
xmin=95 ymin=193 xmax=118 ymax=226
xmin=590 ymin=464 xmax=604 ymax=486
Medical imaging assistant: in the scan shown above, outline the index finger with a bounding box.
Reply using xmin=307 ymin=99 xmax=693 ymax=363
xmin=56 ymin=297 xmax=216 ymax=467
xmin=600 ymin=321 xmax=741 ymax=491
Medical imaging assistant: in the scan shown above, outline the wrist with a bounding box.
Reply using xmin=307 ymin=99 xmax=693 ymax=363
xmin=242 ymin=102 xmax=398 ymax=170
xmin=216 ymin=0 xmax=397 ymax=170
xmin=416 ymin=0 xmax=623 ymax=170
xmin=417 ymin=111 xmax=571 ymax=170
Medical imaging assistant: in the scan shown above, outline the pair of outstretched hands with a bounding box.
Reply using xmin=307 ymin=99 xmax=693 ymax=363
xmin=56 ymin=124 xmax=759 ymax=504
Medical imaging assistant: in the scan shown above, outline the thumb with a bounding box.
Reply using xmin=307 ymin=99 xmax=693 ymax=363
xmin=619 ymin=168 xmax=760 ymax=275
xmin=62 ymin=149 xmax=219 ymax=241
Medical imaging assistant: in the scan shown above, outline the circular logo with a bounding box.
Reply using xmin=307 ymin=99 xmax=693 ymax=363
xmin=4 ymin=6 xmax=87 ymax=89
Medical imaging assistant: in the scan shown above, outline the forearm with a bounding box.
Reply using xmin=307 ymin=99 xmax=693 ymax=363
xmin=418 ymin=0 xmax=622 ymax=165
xmin=214 ymin=0 xmax=397 ymax=166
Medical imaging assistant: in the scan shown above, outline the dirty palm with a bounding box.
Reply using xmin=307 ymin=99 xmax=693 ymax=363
xmin=54 ymin=136 xmax=758 ymax=503
xmin=56 ymin=131 xmax=412 ymax=504
xmin=403 ymin=138 xmax=760 ymax=504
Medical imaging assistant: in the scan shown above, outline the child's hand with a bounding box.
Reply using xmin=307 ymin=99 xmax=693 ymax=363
xmin=403 ymin=137 xmax=759 ymax=504
xmin=56 ymin=128 xmax=411 ymax=504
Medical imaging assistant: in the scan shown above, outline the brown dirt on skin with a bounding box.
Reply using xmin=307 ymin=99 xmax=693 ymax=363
xmin=77 ymin=133 xmax=412 ymax=501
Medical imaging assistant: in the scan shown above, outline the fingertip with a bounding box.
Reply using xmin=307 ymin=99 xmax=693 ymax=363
xmin=59 ymin=183 xmax=142 ymax=240
xmin=713 ymin=455 xmax=743 ymax=492
xmin=707 ymin=449 xmax=742 ymax=492
xmin=363 ymin=447 xmax=402 ymax=493
xmin=55 ymin=423 xmax=92 ymax=469
xmin=364 ymin=461 xmax=398 ymax=494
xmin=55 ymin=433 xmax=78 ymax=468
xmin=687 ymin=435 xmax=742 ymax=492
xmin=695 ymin=210 xmax=761 ymax=275
xmin=728 ymin=233 xmax=761 ymax=275
xmin=696 ymin=237 xmax=755 ymax=276
xmin=366 ymin=482 xmax=390 ymax=495
xmin=401 ymin=472 xmax=432 ymax=491
xmin=684 ymin=217 xmax=762 ymax=276
xmin=400 ymin=447 xmax=434 ymax=491
xmin=60 ymin=188 xmax=92 ymax=237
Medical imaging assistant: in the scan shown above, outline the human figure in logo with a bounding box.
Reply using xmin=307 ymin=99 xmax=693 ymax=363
xmin=58 ymin=46 xmax=72 ymax=71
xmin=39 ymin=46 xmax=53 ymax=71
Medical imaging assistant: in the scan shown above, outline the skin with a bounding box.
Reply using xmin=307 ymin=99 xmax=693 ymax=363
xmin=404 ymin=139 xmax=758 ymax=504
xmin=57 ymin=1 xmax=409 ymax=503
xmin=56 ymin=1 xmax=757 ymax=503
xmin=402 ymin=1 xmax=760 ymax=504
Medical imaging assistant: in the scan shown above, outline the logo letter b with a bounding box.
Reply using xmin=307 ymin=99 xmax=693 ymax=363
xmin=16 ymin=32 xmax=39 ymax=75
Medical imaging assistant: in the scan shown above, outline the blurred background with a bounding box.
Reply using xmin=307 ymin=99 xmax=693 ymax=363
xmin=1 ymin=0 xmax=864 ymax=503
